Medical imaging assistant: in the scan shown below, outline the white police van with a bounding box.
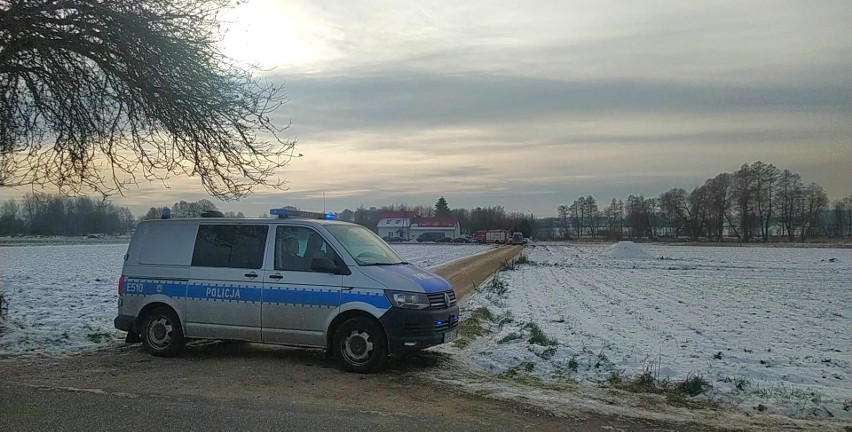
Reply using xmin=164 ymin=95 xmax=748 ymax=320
xmin=115 ymin=208 xmax=459 ymax=373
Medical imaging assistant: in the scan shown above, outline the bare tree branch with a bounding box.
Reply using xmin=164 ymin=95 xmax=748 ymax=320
xmin=0 ymin=0 xmax=296 ymax=200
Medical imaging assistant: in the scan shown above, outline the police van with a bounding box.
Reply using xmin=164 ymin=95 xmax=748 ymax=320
xmin=114 ymin=208 xmax=459 ymax=373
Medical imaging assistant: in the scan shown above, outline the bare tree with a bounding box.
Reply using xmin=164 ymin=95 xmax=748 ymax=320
xmin=584 ymin=195 xmax=599 ymax=239
xmin=659 ymin=188 xmax=688 ymax=238
xmin=556 ymin=204 xmax=570 ymax=239
xmin=775 ymin=169 xmax=803 ymax=241
xmin=602 ymin=198 xmax=624 ymax=240
xmin=703 ymin=173 xmax=734 ymax=241
xmin=0 ymin=0 xmax=296 ymax=199
xmin=843 ymin=196 xmax=852 ymax=238
xmin=799 ymin=183 xmax=828 ymax=241
xmin=751 ymin=161 xmax=779 ymax=242
xmin=731 ymin=164 xmax=758 ymax=242
xmin=569 ymin=197 xmax=584 ymax=238
xmin=143 ymin=207 xmax=163 ymax=220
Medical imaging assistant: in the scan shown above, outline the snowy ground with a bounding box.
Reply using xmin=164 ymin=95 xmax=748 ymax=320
xmin=0 ymin=243 xmax=486 ymax=356
xmin=390 ymin=243 xmax=491 ymax=267
xmin=438 ymin=242 xmax=852 ymax=421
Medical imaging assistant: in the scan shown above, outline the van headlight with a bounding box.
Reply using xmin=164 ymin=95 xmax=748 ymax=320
xmin=386 ymin=291 xmax=430 ymax=309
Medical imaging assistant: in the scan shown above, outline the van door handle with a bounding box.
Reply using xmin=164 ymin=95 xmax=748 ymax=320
xmin=269 ymin=274 xmax=283 ymax=280
xmin=244 ymin=272 xmax=258 ymax=278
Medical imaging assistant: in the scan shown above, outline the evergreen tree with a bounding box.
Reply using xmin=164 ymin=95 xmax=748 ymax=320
xmin=435 ymin=196 xmax=451 ymax=217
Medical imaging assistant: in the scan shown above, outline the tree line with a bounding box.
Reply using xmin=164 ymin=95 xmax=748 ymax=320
xmin=140 ymin=200 xmax=245 ymax=220
xmin=555 ymin=161 xmax=852 ymax=242
xmin=339 ymin=197 xmax=537 ymax=238
xmin=0 ymin=196 xmax=253 ymax=237
xmin=0 ymin=193 xmax=135 ymax=236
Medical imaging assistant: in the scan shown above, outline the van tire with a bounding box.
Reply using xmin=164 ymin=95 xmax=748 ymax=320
xmin=140 ymin=306 xmax=185 ymax=357
xmin=332 ymin=317 xmax=387 ymax=373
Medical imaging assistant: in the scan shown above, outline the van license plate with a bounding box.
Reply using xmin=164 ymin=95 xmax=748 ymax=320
xmin=443 ymin=328 xmax=458 ymax=343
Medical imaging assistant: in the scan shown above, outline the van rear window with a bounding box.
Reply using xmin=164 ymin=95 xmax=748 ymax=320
xmin=139 ymin=224 xmax=196 ymax=265
xmin=191 ymin=225 xmax=268 ymax=269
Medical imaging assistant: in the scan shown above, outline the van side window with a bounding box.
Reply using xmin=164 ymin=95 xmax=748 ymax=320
xmin=192 ymin=225 xmax=268 ymax=269
xmin=275 ymin=226 xmax=335 ymax=272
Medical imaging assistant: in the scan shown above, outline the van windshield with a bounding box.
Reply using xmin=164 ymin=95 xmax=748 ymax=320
xmin=325 ymin=224 xmax=407 ymax=265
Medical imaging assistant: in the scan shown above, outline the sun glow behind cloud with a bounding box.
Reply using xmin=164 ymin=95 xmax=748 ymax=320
xmin=218 ymin=1 xmax=340 ymax=72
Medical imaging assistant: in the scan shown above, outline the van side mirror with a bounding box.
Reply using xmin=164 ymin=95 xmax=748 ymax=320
xmin=312 ymin=257 xmax=346 ymax=274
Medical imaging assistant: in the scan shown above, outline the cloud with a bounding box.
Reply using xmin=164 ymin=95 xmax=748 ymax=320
xmin=272 ymin=72 xmax=851 ymax=137
xmin=5 ymin=0 xmax=851 ymax=218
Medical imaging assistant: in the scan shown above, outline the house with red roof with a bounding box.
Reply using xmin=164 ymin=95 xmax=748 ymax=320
xmin=377 ymin=212 xmax=417 ymax=240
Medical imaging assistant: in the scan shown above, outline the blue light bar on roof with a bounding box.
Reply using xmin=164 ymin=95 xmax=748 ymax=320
xmin=270 ymin=208 xmax=336 ymax=220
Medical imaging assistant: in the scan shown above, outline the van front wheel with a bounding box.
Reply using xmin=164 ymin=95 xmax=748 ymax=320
xmin=141 ymin=307 xmax=185 ymax=357
xmin=332 ymin=317 xmax=387 ymax=373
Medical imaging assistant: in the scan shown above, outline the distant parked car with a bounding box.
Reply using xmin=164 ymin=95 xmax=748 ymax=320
xmin=509 ymin=232 xmax=524 ymax=245
xmin=452 ymin=237 xmax=472 ymax=243
xmin=416 ymin=232 xmax=446 ymax=242
xmin=435 ymin=237 xmax=453 ymax=243
xmin=384 ymin=236 xmax=405 ymax=243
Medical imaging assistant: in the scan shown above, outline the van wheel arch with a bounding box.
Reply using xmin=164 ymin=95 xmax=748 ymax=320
xmin=138 ymin=303 xmax=185 ymax=357
xmin=135 ymin=302 xmax=180 ymax=333
xmin=326 ymin=310 xmax=387 ymax=353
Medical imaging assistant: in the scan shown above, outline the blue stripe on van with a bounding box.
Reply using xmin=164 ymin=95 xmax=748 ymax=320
xmin=264 ymin=288 xmax=340 ymax=307
xmin=186 ymin=283 xmax=263 ymax=303
xmin=123 ymin=278 xmax=389 ymax=309
xmin=341 ymin=291 xmax=391 ymax=309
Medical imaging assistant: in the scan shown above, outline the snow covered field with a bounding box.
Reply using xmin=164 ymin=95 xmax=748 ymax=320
xmin=391 ymin=243 xmax=491 ymax=267
xmin=0 ymin=242 xmax=486 ymax=356
xmin=440 ymin=242 xmax=852 ymax=420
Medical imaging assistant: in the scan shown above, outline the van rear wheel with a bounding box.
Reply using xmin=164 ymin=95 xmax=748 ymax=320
xmin=140 ymin=307 xmax=185 ymax=357
xmin=332 ymin=317 xmax=387 ymax=373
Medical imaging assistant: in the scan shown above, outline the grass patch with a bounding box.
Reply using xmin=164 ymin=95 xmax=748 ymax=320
xmin=458 ymin=307 xmax=495 ymax=340
xmin=540 ymin=346 xmax=557 ymax=360
xmin=85 ymin=332 xmax=112 ymax=343
xmin=487 ymin=275 xmax=508 ymax=296
xmin=469 ymin=307 xmax=494 ymax=322
xmin=722 ymin=376 xmax=751 ymax=391
xmin=567 ymin=356 xmax=579 ymax=372
xmin=675 ymin=373 xmax=711 ymax=396
xmin=502 ymin=361 xmax=536 ymax=378
xmin=607 ymin=370 xmax=623 ymax=385
xmin=452 ymin=337 xmax=472 ymax=348
xmin=622 ymin=371 xmax=657 ymax=393
xmin=594 ymin=352 xmax=613 ymax=369
xmin=615 ymin=371 xmax=712 ymax=401
xmin=500 ymin=260 xmax=516 ymax=271
xmin=497 ymin=312 xmax=514 ymax=327
xmin=524 ymin=322 xmax=558 ymax=346
xmin=498 ymin=332 xmax=522 ymax=344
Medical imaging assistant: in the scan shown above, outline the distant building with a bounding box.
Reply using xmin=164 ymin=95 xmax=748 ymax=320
xmin=377 ymin=212 xmax=416 ymax=240
xmin=410 ymin=217 xmax=460 ymax=240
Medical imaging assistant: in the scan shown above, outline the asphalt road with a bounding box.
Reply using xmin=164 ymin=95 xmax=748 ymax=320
xmin=1 ymin=382 xmax=474 ymax=432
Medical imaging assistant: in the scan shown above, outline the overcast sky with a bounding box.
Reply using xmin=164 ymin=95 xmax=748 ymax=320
xmin=4 ymin=0 xmax=851 ymax=217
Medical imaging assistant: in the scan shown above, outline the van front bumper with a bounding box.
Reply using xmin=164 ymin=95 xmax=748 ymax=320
xmin=379 ymin=305 xmax=460 ymax=354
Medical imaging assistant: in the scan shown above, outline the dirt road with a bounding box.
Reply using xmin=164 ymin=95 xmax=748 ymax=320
xmin=0 ymin=245 xmax=727 ymax=431
xmin=434 ymin=245 xmax=523 ymax=298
